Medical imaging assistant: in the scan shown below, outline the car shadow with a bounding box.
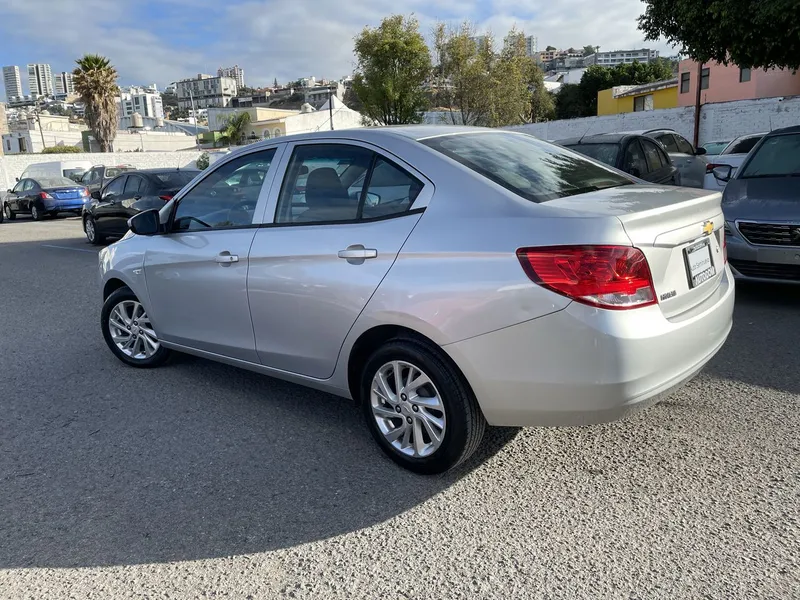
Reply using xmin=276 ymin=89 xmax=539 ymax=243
xmin=0 ymin=234 xmax=519 ymax=568
xmin=704 ymin=281 xmax=800 ymax=395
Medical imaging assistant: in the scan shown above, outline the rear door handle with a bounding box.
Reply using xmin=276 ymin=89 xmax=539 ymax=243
xmin=338 ymin=245 xmax=378 ymax=260
xmin=215 ymin=251 xmax=239 ymax=265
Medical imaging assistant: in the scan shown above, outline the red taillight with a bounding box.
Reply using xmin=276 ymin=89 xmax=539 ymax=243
xmin=159 ymin=195 xmax=173 ymax=201
xmin=39 ymin=192 xmax=52 ymax=199
xmin=706 ymin=162 xmax=728 ymax=173
xmin=516 ymin=245 xmax=657 ymax=310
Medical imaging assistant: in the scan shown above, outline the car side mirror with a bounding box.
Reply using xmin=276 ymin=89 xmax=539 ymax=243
xmin=91 ymin=190 xmax=101 ymax=200
xmin=712 ymin=165 xmax=733 ymax=182
xmin=695 ymin=147 xmax=707 ymax=156
xmin=365 ymin=192 xmax=381 ymax=206
xmin=6 ymin=189 xmax=11 ymax=193
xmin=128 ymin=209 xmax=160 ymax=236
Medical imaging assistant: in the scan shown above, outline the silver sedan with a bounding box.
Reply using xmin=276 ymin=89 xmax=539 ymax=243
xmin=98 ymin=126 xmax=734 ymax=473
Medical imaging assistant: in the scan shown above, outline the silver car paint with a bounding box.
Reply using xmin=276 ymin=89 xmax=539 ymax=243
xmin=100 ymin=126 xmax=734 ymax=426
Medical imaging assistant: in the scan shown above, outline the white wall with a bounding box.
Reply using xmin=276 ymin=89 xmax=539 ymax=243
xmin=508 ymin=95 xmax=800 ymax=144
xmin=0 ymin=150 xmax=202 ymax=190
xmin=283 ymin=107 xmax=363 ymax=135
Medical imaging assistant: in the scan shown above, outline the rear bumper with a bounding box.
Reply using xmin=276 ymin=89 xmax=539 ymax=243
xmin=444 ymin=266 xmax=735 ymax=427
xmin=42 ymin=198 xmax=85 ymax=212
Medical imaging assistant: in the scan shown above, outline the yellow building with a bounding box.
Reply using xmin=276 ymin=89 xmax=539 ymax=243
xmin=597 ymin=79 xmax=678 ymax=115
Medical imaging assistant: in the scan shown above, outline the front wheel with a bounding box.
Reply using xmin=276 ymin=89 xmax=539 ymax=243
xmin=84 ymin=215 xmax=104 ymax=245
xmin=101 ymin=287 xmax=171 ymax=368
xmin=361 ymin=338 xmax=486 ymax=474
xmin=4 ymin=204 xmax=15 ymax=220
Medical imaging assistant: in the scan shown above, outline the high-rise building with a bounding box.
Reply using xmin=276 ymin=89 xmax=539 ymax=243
xmin=3 ymin=66 xmax=23 ymax=101
xmin=176 ymin=74 xmax=237 ymax=109
xmin=503 ymin=34 xmax=538 ymax=58
xmin=53 ymin=71 xmax=75 ymax=98
xmin=218 ymin=65 xmax=245 ymax=90
xmin=116 ymin=85 xmax=164 ymax=119
xmin=27 ymin=63 xmax=53 ymax=97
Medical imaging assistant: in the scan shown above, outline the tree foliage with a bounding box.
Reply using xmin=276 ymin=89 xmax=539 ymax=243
xmin=582 ymin=45 xmax=597 ymax=57
xmin=639 ymin=0 xmax=800 ymax=71
xmin=41 ymin=145 xmax=82 ymax=154
xmin=352 ymin=15 xmax=432 ymax=125
xmin=554 ymin=84 xmax=585 ymax=119
xmin=218 ymin=111 xmax=252 ymax=146
xmin=196 ymin=151 xmax=210 ymax=170
xmin=72 ymin=54 xmax=119 ymax=152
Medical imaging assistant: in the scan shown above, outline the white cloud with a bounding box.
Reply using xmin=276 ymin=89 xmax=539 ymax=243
xmin=0 ymin=0 xmax=674 ymax=89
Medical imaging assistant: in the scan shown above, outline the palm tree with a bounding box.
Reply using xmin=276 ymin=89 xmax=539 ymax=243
xmin=218 ymin=111 xmax=252 ymax=146
xmin=72 ymin=54 xmax=119 ymax=152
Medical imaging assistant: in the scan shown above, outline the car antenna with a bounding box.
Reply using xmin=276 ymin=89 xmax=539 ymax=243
xmin=578 ymin=124 xmax=593 ymax=144
xmin=769 ymin=115 xmax=773 ymax=132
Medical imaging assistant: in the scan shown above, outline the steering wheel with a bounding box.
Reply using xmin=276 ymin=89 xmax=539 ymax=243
xmin=230 ymin=200 xmax=257 ymax=212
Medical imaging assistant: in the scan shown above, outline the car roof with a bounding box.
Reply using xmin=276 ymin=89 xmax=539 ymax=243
xmin=764 ymin=125 xmax=800 ymax=137
xmin=617 ymin=128 xmax=677 ymax=136
xmin=128 ymin=168 xmax=201 ymax=175
xmin=556 ymin=133 xmax=637 ymax=145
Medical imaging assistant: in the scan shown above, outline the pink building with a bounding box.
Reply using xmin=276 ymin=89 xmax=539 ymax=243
xmin=677 ymin=59 xmax=800 ymax=106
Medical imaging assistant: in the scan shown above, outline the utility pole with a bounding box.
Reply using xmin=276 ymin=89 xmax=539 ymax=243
xmin=329 ymin=87 xmax=334 ymax=131
xmin=34 ymin=101 xmax=46 ymax=150
xmin=693 ymin=61 xmax=703 ymax=148
xmin=188 ymin=87 xmax=199 ymax=147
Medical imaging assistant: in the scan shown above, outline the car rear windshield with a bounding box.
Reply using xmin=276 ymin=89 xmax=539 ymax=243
xmin=563 ymin=143 xmax=619 ymax=167
xmin=421 ymin=132 xmax=632 ymax=203
xmin=39 ymin=177 xmax=79 ymax=188
xmin=153 ymin=171 xmax=198 ymax=188
xmin=739 ymin=134 xmax=800 ymax=178
xmin=723 ymin=136 xmax=763 ymax=155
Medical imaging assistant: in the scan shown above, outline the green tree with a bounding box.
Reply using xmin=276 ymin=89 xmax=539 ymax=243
xmin=639 ymin=0 xmax=800 ymax=71
xmin=72 ymin=54 xmax=119 ymax=152
xmin=196 ymin=151 xmax=210 ymax=169
xmin=273 ymin=77 xmax=279 ymax=88
xmin=41 ymin=145 xmax=82 ymax=154
xmin=161 ymin=92 xmax=178 ymax=109
xmin=553 ymin=84 xmax=585 ymax=119
xmin=582 ymin=45 xmax=597 ymax=57
xmin=493 ymin=28 xmax=551 ymax=126
xmin=545 ymin=45 xmax=556 ymax=51
xmin=575 ymin=61 xmax=676 ymax=116
xmin=218 ymin=111 xmax=252 ymax=146
xmin=352 ymin=15 xmax=432 ymax=125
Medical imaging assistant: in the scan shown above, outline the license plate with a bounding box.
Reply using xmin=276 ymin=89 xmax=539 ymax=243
xmin=684 ymin=239 xmax=716 ymax=288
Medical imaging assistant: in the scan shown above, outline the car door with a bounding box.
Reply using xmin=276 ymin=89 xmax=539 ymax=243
xmin=641 ymin=138 xmax=676 ymax=184
xmin=247 ymin=141 xmax=429 ymax=379
xmin=143 ymin=146 xmax=283 ymax=362
xmin=7 ymin=179 xmax=27 ymax=211
xmin=83 ymin=168 xmax=102 ymax=193
xmin=621 ymin=140 xmax=651 ymax=181
xmin=18 ymin=179 xmax=37 ymax=213
xmin=92 ymin=175 xmax=126 ymax=237
xmin=673 ymin=133 xmax=706 ymax=188
xmin=111 ymin=174 xmax=148 ymax=234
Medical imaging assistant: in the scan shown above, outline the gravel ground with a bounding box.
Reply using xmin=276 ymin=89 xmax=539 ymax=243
xmin=0 ymin=218 xmax=798 ymax=599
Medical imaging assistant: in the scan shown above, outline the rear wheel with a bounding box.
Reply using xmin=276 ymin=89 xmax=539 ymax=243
xmin=84 ymin=215 xmax=104 ymax=245
xmin=30 ymin=205 xmax=42 ymax=221
xmin=4 ymin=203 xmax=15 ymax=220
xmin=360 ymin=337 xmax=486 ymax=474
xmin=101 ymin=287 xmax=171 ymax=368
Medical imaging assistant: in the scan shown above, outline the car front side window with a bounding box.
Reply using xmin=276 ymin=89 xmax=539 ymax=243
xmin=656 ymin=134 xmax=679 ymax=153
xmin=103 ymin=177 xmax=126 ymax=201
xmin=12 ymin=180 xmax=25 ymax=193
xmin=674 ymin=135 xmax=695 ymax=155
xmin=172 ymin=148 xmax=276 ymax=232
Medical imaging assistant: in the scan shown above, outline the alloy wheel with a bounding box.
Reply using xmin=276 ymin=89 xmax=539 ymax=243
xmin=108 ymin=300 xmax=160 ymax=360
xmin=85 ymin=217 xmax=96 ymax=242
xmin=4 ymin=205 xmax=10 ymax=219
xmin=370 ymin=360 xmax=446 ymax=458
xmin=31 ymin=206 xmax=40 ymax=220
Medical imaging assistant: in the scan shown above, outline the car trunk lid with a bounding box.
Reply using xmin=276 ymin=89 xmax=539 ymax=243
xmin=546 ymin=185 xmax=726 ymax=318
xmin=48 ymin=186 xmax=84 ymax=200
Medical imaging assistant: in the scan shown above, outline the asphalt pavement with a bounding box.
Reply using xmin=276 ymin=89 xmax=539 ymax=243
xmin=0 ymin=218 xmax=798 ymax=599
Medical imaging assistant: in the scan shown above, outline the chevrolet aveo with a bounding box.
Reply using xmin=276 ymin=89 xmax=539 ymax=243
xmin=99 ymin=127 xmax=735 ymax=474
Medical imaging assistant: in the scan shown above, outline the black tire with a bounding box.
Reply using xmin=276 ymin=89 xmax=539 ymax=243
xmin=30 ymin=205 xmax=42 ymax=221
xmin=101 ymin=287 xmax=171 ymax=368
xmin=4 ymin=203 xmax=15 ymax=220
xmin=0 ymin=206 xmax=4 ymax=223
xmin=84 ymin=215 xmax=105 ymax=245
xmin=360 ymin=337 xmax=486 ymax=474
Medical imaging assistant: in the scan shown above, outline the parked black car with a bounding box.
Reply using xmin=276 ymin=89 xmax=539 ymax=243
xmin=80 ymin=164 xmax=136 ymax=196
xmin=82 ymin=168 xmax=200 ymax=244
xmin=4 ymin=176 xmax=90 ymax=221
xmin=557 ymin=133 xmax=680 ymax=185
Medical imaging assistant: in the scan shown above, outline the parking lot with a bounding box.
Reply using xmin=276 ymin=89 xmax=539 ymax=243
xmin=0 ymin=217 xmax=798 ymax=599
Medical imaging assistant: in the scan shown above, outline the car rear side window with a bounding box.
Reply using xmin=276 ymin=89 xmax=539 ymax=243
xmin=124 ymin=176 xmax=144 ymax=195
xmin=641 ymin=139 xmax=666 ymax=171
xmin=564 ymin=143 xmax=619 ymax=167
xmin=724 ymin=136 xmax=762 ymax=155
xmin=656 ymin=134 xmax=678 ymax=152
xmin=623 ymin=141 xmax=649 ymax=176
xmin=421 ymin=132 xmax=631 ymax=203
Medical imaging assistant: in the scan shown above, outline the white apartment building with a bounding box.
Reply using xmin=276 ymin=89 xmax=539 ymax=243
xmin=3 ymin=66 xmax=23 ymax=101
xmin=585 ymin=49 xmax=660 ymax=67
xmin=116 ymin=86 xmax=164 ymax=119
xmin=53 ymin=72 xmax=75 ymax=98
xmin=503 ymin=34 xmax=538 ymax=58
xmin=176 ymin=74 xmax=237 ymax=109
xmin=218 ymin=65 xmax=245 ymax=89
xmin=28 ymin=63 xmax=54 ymax=97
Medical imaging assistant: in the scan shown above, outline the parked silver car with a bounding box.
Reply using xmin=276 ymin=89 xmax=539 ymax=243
xmin=98 ymin=127 xmax=734 ymax=473
xmin=624 ymin=128 xmax=708 ymax=188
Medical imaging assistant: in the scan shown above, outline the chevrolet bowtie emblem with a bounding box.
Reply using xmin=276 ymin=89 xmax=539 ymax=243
xmin=702 ymin=221 xmax=714 ymax=236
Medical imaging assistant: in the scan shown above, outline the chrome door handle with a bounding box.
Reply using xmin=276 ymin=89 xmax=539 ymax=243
xmin=338 ymin=246 xmax=378 ymax=260
xmin=215 ymin=251 xmax=239 ymax=265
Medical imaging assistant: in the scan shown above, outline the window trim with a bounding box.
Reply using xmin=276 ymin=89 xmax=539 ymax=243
xmin=680 ymin=72 xmax=690 ymax=94
xmin=640 ymin=138 xmax=666 ymax=172
xmin=623 ymin=140 xmax=650 ymax=176
xmin=165 ymin=145 xmax=284 ymax=234
xmin=700 ymin=67 xmax=710 ymax=90
xmin=261 ymin=139 xmax=434 ymax=228
xmin=739 ymin=67 xmax=751 ymax=83
xmin=123 ymin=174 xmax=146 ymax=196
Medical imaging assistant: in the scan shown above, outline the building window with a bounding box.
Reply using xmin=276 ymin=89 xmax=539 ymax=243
xmin=740 ymin=68 xmax=751 ymax=82
xmin=700 ymin=67 xmax=710 ymax=90
xmin=633 ymin=94 xmax=654 ymax=112
xmin=680 ymin=72 xmax=690 ymax=94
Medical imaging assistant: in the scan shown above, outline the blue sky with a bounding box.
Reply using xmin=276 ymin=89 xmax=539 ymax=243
xmin=0 ymin=0 xmax=670 ymax=90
